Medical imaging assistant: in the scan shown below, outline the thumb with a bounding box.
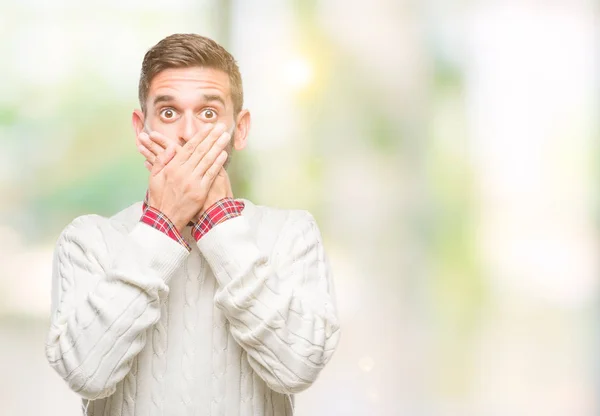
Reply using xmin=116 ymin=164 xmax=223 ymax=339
xmin=219 ymin=169 xmax=233 ymax=198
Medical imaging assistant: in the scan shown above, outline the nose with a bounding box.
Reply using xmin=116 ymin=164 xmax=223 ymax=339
xmin=178 ymin=114 xmax=198 ymax=144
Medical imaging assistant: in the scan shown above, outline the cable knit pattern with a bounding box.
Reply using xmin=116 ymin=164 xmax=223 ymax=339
xmin=239 ymin=350 xmax=253 ymax=415
xmin=151 ymin=297 xmax=169 ymax=415
xmin=211 ymin=306 xmax=229 ymax=416
xmin=181 ymin=253 xmax=202 ymax=411
xmin=45 ymin=199 xmax=341 ymax=415
xmin=121 ymin=355 xmax=138 ymax=416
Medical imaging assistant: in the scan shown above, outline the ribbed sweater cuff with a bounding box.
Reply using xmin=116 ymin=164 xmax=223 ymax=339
xmin=129 ymin=221 xmax=189 ymax=282
xmin=196 ymin=215 xmax=259 ymax=287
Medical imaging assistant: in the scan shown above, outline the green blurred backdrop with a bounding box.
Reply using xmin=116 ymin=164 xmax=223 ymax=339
xmin=0 ymin=1 xmax=598 ymax=415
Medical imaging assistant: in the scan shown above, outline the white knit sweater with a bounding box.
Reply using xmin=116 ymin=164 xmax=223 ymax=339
xmin=45 ymin=198 xmax=340 ymax=416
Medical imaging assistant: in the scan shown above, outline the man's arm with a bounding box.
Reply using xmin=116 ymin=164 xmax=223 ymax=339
xmin=45 ymin=215 xmax=188 ymax=400
xmin=46 ymin=123 xmax=232 ymax=399
xmin=196 ymin=209 xmax=341 ymax=394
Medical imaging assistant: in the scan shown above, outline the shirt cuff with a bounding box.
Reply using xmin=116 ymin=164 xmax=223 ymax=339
xmin=140 ymin=206 xmax=191 ymax=251
xmin=192 ymin=198 xmax=245 ymax=241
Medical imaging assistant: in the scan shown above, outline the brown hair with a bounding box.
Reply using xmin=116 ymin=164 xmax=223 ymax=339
xmin=138 ymin=34 xmax=243 ymax=115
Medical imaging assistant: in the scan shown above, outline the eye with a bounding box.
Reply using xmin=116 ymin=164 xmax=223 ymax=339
xmin=201 ymin=108 xmax=217 ymax=120
xmin=159 ymin=108 xmax=178 ymax=120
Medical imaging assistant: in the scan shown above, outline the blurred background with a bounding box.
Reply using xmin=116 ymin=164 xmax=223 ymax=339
xmin=0 ymin=0 xmax=598 ymax=415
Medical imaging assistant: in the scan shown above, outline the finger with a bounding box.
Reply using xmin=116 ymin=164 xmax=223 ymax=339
xmin=138 ymin=144 xmax=156 ymax=164
xmin=184 ymin=122 xmax=222 ymax=153
xmin=150 ymin=156 xmax=163 ymax=177
xmin=142 ymin=143 xmax=176 ymax=176
xmin=139 ymin=132 xmax=162 ymax=158
xmin=162 ymin=146 xmax=176 ymax=165
xmin=180 ymin=123 xmax=226 ymax=167
xmin=148 ymin=131 xmax=170 ymax=150
xmin=218 ymin=169 xmax=233 ymax=198
xmin=191 ymin=131 xmax=231 ymax=177
xmin=151 ymin=146 xmax=176 ymax=176
xmin=198 ymin=150 xmax=228 ymax=190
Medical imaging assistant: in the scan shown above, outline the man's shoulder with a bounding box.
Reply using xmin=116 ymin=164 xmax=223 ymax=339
xmin=241 ymin=200 xmax=323 ymax=250
xmin=241 ymin=198 xmax=317 ymax=229
xmin=109 ymin=201 xmax=144 ymax=229
xmin=58 ymin=201 xmax=143 ymax=241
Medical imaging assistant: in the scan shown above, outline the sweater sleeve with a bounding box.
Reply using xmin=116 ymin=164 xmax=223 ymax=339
xmin=196 ymin=211 xmax=341 ymax=394
xmin=45 ymin=215 xmax=189 ymax=400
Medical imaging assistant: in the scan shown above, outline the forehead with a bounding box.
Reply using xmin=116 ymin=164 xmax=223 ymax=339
xmin=148 ymin=66 xmax=231 ymax=105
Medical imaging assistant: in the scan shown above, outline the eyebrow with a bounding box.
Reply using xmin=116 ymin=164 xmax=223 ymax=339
xmin=202 ymin=94 xmax=226 ymax=108
xmin=152 ymin=94 xmax=226 ymax=108
xmin=153 ymin=95 xmax=175 ymax=106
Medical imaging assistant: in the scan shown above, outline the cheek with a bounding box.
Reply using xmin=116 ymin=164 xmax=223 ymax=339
xmin=197 ymin=122 xmax=216 ymax=136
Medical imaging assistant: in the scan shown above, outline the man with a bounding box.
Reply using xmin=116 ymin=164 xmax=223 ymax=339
xmin=45 ymin=34 xmax=340 ymax=416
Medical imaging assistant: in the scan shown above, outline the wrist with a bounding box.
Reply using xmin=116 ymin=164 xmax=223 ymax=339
xmin=198 ymin=197 xmax=225 ymax=219
xmin=140 ymin=206 xmax=192 ymax=251
xmin=155 ymin=207 xmax=188 ymax=232
xmin=169 ymin=214 xmax=189 ymax=233
xmin=192 ymin=198 xmax=245 ymax=241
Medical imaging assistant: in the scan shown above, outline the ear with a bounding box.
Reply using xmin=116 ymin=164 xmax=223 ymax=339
xmin=233 ymin=109 xmax=251 ymax=151
xmin=132 ymin=109 xmax=145 ymax=147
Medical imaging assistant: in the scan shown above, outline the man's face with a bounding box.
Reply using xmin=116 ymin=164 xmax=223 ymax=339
xmin=132 ymin=65 xmax=250 ymax=169
xmin=144 ymin=66 xmax=235 ymax=148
